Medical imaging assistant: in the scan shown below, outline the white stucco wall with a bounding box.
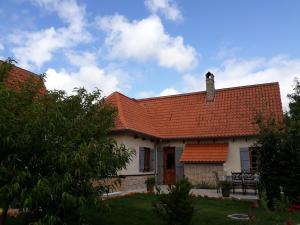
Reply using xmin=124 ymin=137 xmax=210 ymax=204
xmin=112 ymin=135 xmax=257 ymax=176
xmin=163 ymin=138 xmax=257 ymax=175
xmin=225 ymin=138 xmax=257 ymax=174
xmin=112 ymin=134 xmax=155 ymax=175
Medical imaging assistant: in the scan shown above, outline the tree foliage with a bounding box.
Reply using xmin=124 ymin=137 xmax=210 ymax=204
xmin=256 ymin=79 xmax=300 ymax=209
xmin=0 ymin=59 xmax=133 ymax=224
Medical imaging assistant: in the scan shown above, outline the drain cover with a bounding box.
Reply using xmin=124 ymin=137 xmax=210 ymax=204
xmin=227 ymin=214 xmax=250 ymax=220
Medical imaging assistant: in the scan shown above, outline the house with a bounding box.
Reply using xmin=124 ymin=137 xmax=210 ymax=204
xmin=0 ymin=60 xmax=45 ymax=93
xmin=2 ymin=60 xmax=283 ymax=191
xmin=106 ymin=72 xmax=283 ymax=191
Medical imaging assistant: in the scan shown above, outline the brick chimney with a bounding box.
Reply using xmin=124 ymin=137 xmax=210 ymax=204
xmin=205 ymin=72 xmax=215 ymax=102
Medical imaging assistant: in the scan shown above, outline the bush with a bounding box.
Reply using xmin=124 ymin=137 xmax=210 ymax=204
xmin=219 ymin=181 xmax=232 ymax=197
xmin=219 ymin=180 xmax=232 ymax=190
xmin=153 ymin=179 xmax=194 ymax=225
xmin=145 ymin=177 xmax=156 ymax=193
xmin=194 ymin=181 xmax=215 ymax=189
xmin=145 ymin=177 xmax=155 ymax=186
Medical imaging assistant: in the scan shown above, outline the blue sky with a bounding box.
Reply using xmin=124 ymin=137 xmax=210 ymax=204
xmin=0 ymin=0 xmax=300 ymax=108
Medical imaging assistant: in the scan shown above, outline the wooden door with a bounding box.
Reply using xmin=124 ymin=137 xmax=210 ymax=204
xmin=163 ymin=147 xmax=176 ymax=185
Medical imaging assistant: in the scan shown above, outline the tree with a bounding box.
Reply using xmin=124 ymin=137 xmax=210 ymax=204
xmin=0 ymin=59 xmax=133 ymax=224
xmin=284 ymin=79 xmax=300 ymax=202
xmin=255 ymin=79 xmax=300 ymax=209
xmin=255 ymin=116 xmax=284 ymax=209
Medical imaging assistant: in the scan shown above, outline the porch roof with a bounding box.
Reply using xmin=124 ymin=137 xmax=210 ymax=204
xmin=180 ymin=143 xmax=228 ymax=163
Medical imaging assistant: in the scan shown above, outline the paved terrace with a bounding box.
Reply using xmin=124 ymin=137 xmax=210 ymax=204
xmin=103 ymin=186 xmax=258 ymax=201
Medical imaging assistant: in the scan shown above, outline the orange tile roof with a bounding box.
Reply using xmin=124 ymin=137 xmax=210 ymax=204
xmin=106 ymin=82 xmax=283 ymax=139
xmin=106 ymin=92 xmax=159 ymax=137
xmin=180 ymin=143 xmax=228 ymax=163
xmin=0 ymin=60 xmax=46 ymax=94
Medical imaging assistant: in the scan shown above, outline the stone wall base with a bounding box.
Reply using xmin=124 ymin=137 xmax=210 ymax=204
xmin=93 ymin=174 xmax=154 ymax=192
xmin=184 ymin=163 xmax=225 ymax=186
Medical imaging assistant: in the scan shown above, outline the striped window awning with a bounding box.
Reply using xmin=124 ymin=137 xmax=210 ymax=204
xmin=180 ymin=143 xmax=228 ymax=163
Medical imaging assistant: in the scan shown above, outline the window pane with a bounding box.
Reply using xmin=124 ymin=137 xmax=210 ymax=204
xmin=240 ymin=148 xmax=250 ymax=172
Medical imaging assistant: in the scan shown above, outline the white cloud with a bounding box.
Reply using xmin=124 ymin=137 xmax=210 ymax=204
xmin=45 ymin=65 xmax=120 ymax=96
xmin=0 ymin=43 xmax=4 ymax=51
xmin=136 ymin=87 xmax=180 ymax=98
xmin=44 ymin=50 xmax=132 ymax=96
xmin=97 ymin=15 xmax=197 ymax=71
xmin=66 ymin=51 xmax=97 ymax=67
xmin=31 ymin=0 xmax=86 ymax=32
xmin=182 ymin=74 xmax=202 ymax=92
xmin=145 ymin=0 xmax=182 ymax=21
xmin=183 ymin=55 xmax=300 ymax=110
xmin=9 ymin=0 xmax=90 ymax=69
xmin=216 ymin=46 xmax=240 ymax=59
xmin=137 ymin=91 xmax=156 ymax=98
xmin=159 ymin=87 xmax=180 ymax=96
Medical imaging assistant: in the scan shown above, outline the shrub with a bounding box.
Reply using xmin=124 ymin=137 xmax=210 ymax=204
xmin=145 ymin=177 xmax=155 ymax=186
xmin=194 ymin=181 xmax=215 ymax=189
xmin=153 ymin=179 xmax=194 ymax=225
xmin=219 ymin=180 xmax=232 ymax=190
xmin=145 ymin=177 xmax=156 ymax=193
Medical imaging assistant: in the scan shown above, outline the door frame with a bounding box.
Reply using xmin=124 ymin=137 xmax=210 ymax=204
xmin=163 ymin=147 xmax=176 ymax=185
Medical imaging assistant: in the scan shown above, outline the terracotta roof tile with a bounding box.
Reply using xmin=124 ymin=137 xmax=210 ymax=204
xmin=1 ymin=60 xmax=46 ymax=94
xmin=180 ymin=143 xmax=228 ymax=163
xmin=106 ymin=92 xmax=159 ymax=137
xmin=106 ymin=82 xmax=283 ymax=139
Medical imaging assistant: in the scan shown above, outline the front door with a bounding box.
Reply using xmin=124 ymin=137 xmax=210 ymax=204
xmin=163 ymin=147 xmax=176 ymax=185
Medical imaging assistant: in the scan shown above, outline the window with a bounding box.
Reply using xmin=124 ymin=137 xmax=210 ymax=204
xmin=139 ymin=147 xmax=154 ymax=172
xmin=240 ymin=147 xmax=259 ymax=173
xmin=240 ymin=148 xmax=250 ymax=172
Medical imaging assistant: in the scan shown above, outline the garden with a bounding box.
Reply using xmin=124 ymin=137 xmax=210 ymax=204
xmin=6 ymin=193 xmax=300 ymax=225
xmin=1 ymin=59 xmax=300 ymax=225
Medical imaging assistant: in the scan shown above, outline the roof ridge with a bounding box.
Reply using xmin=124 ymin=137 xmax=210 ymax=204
xmin=136 ymin=82 xmax=280 ymax=101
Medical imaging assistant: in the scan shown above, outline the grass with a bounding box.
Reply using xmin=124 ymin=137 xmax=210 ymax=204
xmin=7 ymin=193 xmax=300 ymax=225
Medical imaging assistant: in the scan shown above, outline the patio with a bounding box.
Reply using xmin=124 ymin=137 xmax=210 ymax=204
xmin=104 ymin=185 xmax=258 ymax=201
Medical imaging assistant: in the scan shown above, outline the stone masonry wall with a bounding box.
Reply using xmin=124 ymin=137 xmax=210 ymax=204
xmin=184 ymin=163 xmax=225 ymax=186
xmin=93 ymin=174 xmax=154 ymax=192
xmin=120 ymin=174 xmax=154 ymax=191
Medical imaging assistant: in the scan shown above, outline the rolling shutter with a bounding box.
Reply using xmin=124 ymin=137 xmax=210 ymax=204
xmin=240 ymin=148 xmax=250 ymax=172
xmin=139 ymin=147 xmax=145 ymax=172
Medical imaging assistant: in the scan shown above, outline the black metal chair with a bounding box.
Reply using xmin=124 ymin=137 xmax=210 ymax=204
xmin=231 ymin=172 xmax=244 ymax=194
xmin=243 ymin=172 xmax=259 ymax=195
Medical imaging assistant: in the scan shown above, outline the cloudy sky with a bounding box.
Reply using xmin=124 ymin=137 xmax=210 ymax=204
xmin=0 ymin=0 xmax=300 ymax=109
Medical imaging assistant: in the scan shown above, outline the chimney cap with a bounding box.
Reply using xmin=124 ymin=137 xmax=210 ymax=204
xmin=206 ymin=71 xmax=214 ymax=79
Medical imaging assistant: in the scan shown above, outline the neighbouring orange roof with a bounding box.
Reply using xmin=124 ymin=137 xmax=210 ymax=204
xmin=106 ymin=82 xmax=283 ymax=139
xmin=180 ymin=143 xmax=228 ymax=163
xmin=0 ymin=60 xmax=46 ymax=94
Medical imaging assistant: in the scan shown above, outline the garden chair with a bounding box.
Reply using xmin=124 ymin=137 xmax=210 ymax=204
xmin=231 ymin=172 xmax=244 ymax=194
xmin=243 ymin=172 xmax=259 ymax=195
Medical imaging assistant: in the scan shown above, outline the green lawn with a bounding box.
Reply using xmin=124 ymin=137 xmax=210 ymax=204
xmin=7 ymin=193 xmax=300 ymax=225
xmin=87 ymin=194 xmax=300 ymax=225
